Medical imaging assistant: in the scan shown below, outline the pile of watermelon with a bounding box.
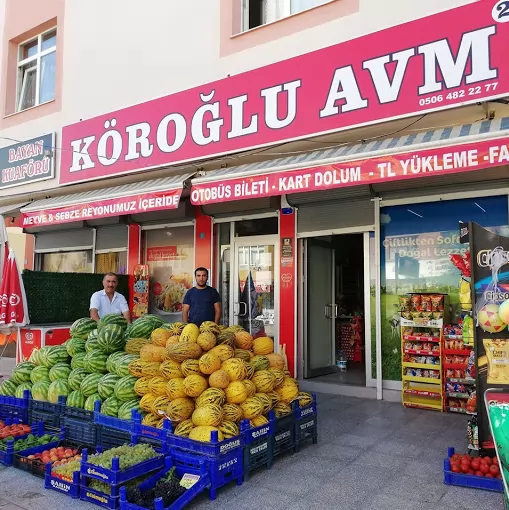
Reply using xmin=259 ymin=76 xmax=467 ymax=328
xmin=0 ymin=314 xmax=165 ymax=421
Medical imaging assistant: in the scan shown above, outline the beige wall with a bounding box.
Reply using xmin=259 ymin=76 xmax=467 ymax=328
xmin=0 ymin=0 xmax=479 ymax=199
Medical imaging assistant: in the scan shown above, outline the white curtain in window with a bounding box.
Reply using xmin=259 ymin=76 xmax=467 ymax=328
xmin=291 ymin=0 xmax=329 ymax=14
xmin=262 ymin=0 xmax=290 ymax=24
xmin=40 ymin=52 xmax=56 ymax=104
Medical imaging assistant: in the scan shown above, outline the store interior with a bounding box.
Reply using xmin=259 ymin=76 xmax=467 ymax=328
xmin=305 ymin=233 xmax=367 ymax=386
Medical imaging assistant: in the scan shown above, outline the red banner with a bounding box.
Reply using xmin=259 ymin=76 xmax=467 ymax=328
xmin=20 ymin=189 xmax=182 ymax=227
xmin=60 ymin=1 xmax=509 ymax=185
xmin=190 ymin=135 xmax=509 ymax=205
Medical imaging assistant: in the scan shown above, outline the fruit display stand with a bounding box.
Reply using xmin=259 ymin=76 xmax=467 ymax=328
xmin=401 ymin=318 xmax=444 ymax=411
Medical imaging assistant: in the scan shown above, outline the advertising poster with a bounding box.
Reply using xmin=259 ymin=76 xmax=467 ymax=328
xmin=132 ymin=265 xmax=149 ymax=319
xmin=146 ymin=227 xmax=194 ymax=322
xmin=470 ymin=222 xmax=509 ymax=451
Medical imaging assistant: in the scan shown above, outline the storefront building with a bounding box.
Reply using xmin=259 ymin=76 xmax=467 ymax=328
xmin=1 ymin=0 xmax=509 ymax=399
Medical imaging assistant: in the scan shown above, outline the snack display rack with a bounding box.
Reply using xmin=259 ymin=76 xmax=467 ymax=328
xmin=400 ymin=293 xmax=446 ymax=412
xmin=443 ymin=317 xmax=477 ymax=416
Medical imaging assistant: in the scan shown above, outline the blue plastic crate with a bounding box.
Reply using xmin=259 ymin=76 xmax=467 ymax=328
xmin=64 ymin=405 xmax=94 ymax=421
xmin=443 ymin=447 xmax=503 ymax=492
xmin=241 ymin=418 xmax=273 ymax=480
xmin=63 ymin=416 xmax=97 ymax=446
xmin=171 ymin=447 xmax=243 ymax=500
xmin=131 ymin=421 xmax=170 ymax=452
xmin=45 ymin=463 xmax=81 ymax=499
xmin=167 ymin=427 xmax=244 ymax=458
xmin=1 ymin=425 xmax=64 ymax=466
xmin=294 ymin=395 xmax=318 ymax=452
xmin=97 ymin=426 xmax=132 ymax=451
xmin=0 ymin=392 xmax=30 ymax=423
xmin=272 ymin=411 xmax=296 ymax=457
xmin=81 ymin=448 xmax=166 ymax=485
xmin=94 ymin=401 xmax=140 ymax=432
xmin=28 ymin=396 xmax=66 ymax=430
xmin=119 ymin=456 xmax=210 ymax=510
xmin=80 ymin=484 xmax=120 ymax=510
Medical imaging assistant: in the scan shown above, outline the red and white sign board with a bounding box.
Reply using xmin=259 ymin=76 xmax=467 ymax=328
xmin=60 ymin=1 xmax=509 ymax=185
xmin=191 ymin=135 xmax=509 ymax=204
xmin=20 ymin=188 xmax=182 ymax=227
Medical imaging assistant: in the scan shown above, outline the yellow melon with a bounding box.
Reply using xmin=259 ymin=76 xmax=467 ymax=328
xmin=165 ymin=335 xmax=181 ymax=348
xmin=225 ymin=380 xmax=248 ymax=404
xmin=208 ymin=370 xmax=230 ymax=389
xmin=222 ymin=403 xmax=242 ymax=422
xmin=234 ymin=330 xmax=253 ymax=350
xmin=192 ymin=404 xmax=223 ymax=427
xmin=148 ymin=376 xmax=168 ymax=397
xmin=180 ymin=323 xmax=200 ymax=343
xmin=140 ymin=344 xmax=168 ymax=362
xmin=266 ymin=353 xmax=285 ymax=370
xmin=197 ymin=332 xmax=217 ymax=351
xmin=159 ymin=360 xmax=183 ymax=380
xmin=199 ymin=353 xmax=221 ymax=375
xmin=253 ymin=337 xmax=274 ymax=355
xmin=209 ymin=344 xmax=234 ymax=362
xmin=242 ymin=379 xmax=257 ymax=398
xmin=181 ymin=359 xmax=202 ymax=377
xmin=151 ymin=328 xmax=172 ymax=347
xmin=189 ymin=426 xmax=224 ymax=443
xmin=221 ymin=358 xmax=247 ymax=381
xmin=183 ymin=374 xmax=208 ymax=398
xmin=252 ymin=370 xmax=275 ymax=393
xmin=165 ymin=378 xmax=187 ymax=400
xmin=166 ymin=397 xmax=195 ymax=422
xmin=275 ymin=377 xmax=299 ymax=403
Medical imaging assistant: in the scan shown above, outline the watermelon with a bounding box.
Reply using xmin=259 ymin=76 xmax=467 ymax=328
xmin=41 ymin=346 xmax=69 ymax=368
xmin=67 ymin=390 xmax=86 ymax=408
xmin=31 ymin=381 xmax=50 ymax=401
xmin=83 ymin=351 xmax=108 ymax=374
xmin=30 ymin=366 xmax=50 ymax=384
xmin=106 ymin=351 xmax=126 ymax=374
xmin=84 ymin=393 xmax=102 ymax=411
xmin=100 ymin=396 xmax=123 ymax=417
xmin=70 ymin=318 xmax=97 ymax=339
xmin=98 ymin=373 xmax=121 ymax=400
xmin=129 ymin=319 xmax=156 ymax=339
xmin=0 ymin=378 xmax=18 ymax=396
xmin=49 ymin=363 xmax=72 ymax=382
xmin=97 ymin=324 xmax=125 ymax=354
xmin=117 ymin=399 xmax=141 ymax=420
xmin=15 ymin=382 xmax=32 ymax=399
xmin=98 ymin=314 xmax=128 ymax=332
xmin=66 ymin=337 xmax=87 ymax=356
xmin=28 ymin=349 xmax=40 ymax=365
xmin=143 ymin=314 xmax=165 ymax=327
xmin=114 ymin=376 xmax=138 ymax=401
xmin=80 ymin=373 xmax=104 ymax=397
xmin=71 ymin=352 xmax=87 ymax=370
xmin=68 ymin=368 xmax=89 ymax=391
xmin=48 ymin=380 xmax=70 ymax=404
xmin=12 ymin=362 xmax=35 ymax=384
xmin=115 ymin=355 xmax=140 ymax=377
xmin=85 ymin=335 xmax=103 ymax=354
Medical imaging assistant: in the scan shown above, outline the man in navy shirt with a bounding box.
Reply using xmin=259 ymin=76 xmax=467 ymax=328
xmin=182 ymin=267 xmax=221 ymax=326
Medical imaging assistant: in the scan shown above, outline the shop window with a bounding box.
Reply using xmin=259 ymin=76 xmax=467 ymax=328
xmin=16 ymin=28 xmax=56 ymax=112
xmin=376 ymin=196 xmax=509 ymax=382
xmin=41 ymin=250 xmax=92 ymax=273
xmin=242 ymin=0 xmax=330 ymax=30
xmin=95 ymin=251 xmax=127 ymax=275
xmin=143 ymin=226 xmax=195 ymax=323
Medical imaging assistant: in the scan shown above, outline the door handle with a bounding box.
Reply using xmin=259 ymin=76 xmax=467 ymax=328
xmin=324 ymin=304 xmax=330 ymax=319
xmin=332 ymin=304 xmax=338 ymax=319
xmin=239 ymin=302 xmax=247 ymax=317
xmin=233 ymin=302 xmax=240 ymax=316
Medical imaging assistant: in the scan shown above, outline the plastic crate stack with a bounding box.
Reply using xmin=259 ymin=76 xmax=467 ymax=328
xmin=0 ymin=392 xmax=29 ymax=423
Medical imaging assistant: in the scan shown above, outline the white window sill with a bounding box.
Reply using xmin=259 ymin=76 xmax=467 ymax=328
xmin=4 ymin=99 xmax=56 ymax=119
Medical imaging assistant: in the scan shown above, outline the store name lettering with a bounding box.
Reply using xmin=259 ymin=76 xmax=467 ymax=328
xmin=7 ymin=140 xmax=44 ymax=162
xmin=2 ymin=157 xmax=52 ymax=184
xmin=384 ymin=235 xmax=468 ymax=260
xmin=66 ymin=26 xmax=496 ymax=173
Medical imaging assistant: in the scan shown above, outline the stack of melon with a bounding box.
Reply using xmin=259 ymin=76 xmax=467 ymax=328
xmin=124 ymin=321 xmax=312 ymax=443
xmin=0 ymin=314 xmax=166 ymax=420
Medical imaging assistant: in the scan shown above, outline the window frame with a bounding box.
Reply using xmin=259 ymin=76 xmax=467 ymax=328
xmin=16 ymin=27 xmax=57 ymax=112
xmin=241 ymin=0 xmax=331 ymax=32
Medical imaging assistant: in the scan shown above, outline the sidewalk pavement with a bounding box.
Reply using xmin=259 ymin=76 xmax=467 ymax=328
xmin=0 ymin=392 xmax=504 ymax=509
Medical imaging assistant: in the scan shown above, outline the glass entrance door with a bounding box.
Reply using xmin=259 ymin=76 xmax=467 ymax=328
xmin=232 ymin=238 xmax=279 ymax=344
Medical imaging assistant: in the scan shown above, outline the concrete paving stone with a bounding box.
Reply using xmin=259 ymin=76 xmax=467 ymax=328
xmin=439 ymin=485 xmax=505 ymax=510
xmin=216 ymin=486 xmax=296 ymax=510
xmin=307 ymin=442 xmax=361 ymax=462
xmin=282 ymin=453 xmax=352 ymax=478
xmin=358 ymin=493 xmax=438 ymax=510
xmin=332 ymin=432 xmax=380 ymax=450
xmin=349 ymin=451 xmax=408 ymax=472
xmin=347 ymin=423 xmax=394 ymax=440
xmin=288 ymin=480 xmax=365 ymax=508
xmin=372 ymin=438 xmax=427 ymax=457
xmin=248 ymin=466 xmax=325 ymax=495
xmin=382 ymin=473 xmax=448 ymax=504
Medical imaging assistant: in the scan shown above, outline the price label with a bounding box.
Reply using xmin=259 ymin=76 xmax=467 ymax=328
xmin=180 ymin=473 xmax=200 ymax=489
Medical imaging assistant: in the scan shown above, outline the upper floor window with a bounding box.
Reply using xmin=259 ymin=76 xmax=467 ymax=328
xmin=17 ymin=28 xmax=56 ymax=112
xmin=242 ymin=0 xmax=331 ymax=31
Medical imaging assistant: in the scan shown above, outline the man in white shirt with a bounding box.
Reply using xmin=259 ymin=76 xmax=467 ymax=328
xmin=90 ymin=272 xmax=131 ymax=323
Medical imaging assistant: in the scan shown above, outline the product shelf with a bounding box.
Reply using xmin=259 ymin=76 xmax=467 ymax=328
xmin=402 ymin=335 xmax=441 ymax=343
xmin=403 ymin=402 xmax=443 ymax=411
xmin=403 ymin=349 xmax=439 ymax=356
xmin=443 ymin=362 xmax=469 ymax=371
xmin=402 ymin=362 xmax=441 ymax=370
xmin=446 ymin=377 xmax=475 ymax=385
xmin=400 ymin=318 xmax=443 ymax=328
xmin=446 ymin=406 xmax=477 ymax=414
xmin=443 ymin=349 xmax=472 ymax=356
xmin=446 ymin=392 xmax=470 ymax=399
xmin=404 ymin=389 xmax=441 ymax=398
xmin=402 ymin=375 xmax=442 ymax=384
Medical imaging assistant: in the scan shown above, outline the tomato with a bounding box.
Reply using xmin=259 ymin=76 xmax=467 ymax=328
xmin=486 ymin=473 xmax=494 ymax=478
xmin=451 ymin=465 xmax=461 ymax=473
xmin=462 ymin=454 xmax=471 ymax=462
xmin=480 ymin=464 xmax=490 ymax=474
xmin=490 ymin=464 xmax=500 ymax=476
xmin=483 ymin=456 xmax=493 ymax=466
xmin=468 ymin=470 xmax=475 ymax=475
xmin=461 ymin=464 xmax=470 ymax=474
xmin=475 ymin=470 xmax=484 ymax=477
xmin=471 ymin=459 xmax=481 ymax=470
xmin=493 ymin=457 xmax=499 ymax=466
